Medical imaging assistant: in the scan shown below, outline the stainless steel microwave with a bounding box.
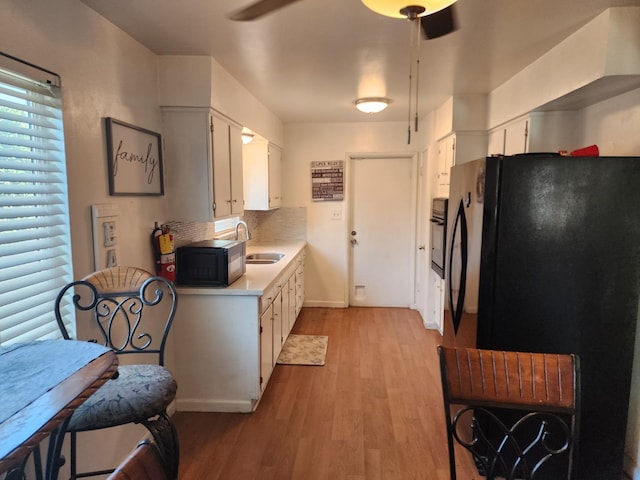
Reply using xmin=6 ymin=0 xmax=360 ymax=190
xmin=176 ymin=239 xmax=246 ymax=287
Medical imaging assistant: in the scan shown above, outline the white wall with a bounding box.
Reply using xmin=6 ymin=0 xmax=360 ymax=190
xmin=158 ymin=55 xmax=284 ymax=146
xmin=1 ymin=1 xmax=286 ymax=475
xmin=577 ymin=87 xmax=640 ymax=156
xmin=1 ymin=0 xmax=170 ymax=473
xmin=283 ymin=122 xmax=421 ymax=307
xmin=2 ymin=0 xmax=169 ymax=278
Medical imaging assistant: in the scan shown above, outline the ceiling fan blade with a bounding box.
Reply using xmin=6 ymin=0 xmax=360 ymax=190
xmin=227 ymin=0 xmax=302 ymax=21
xmin=420 ymin=4 xmax=458 ymax=39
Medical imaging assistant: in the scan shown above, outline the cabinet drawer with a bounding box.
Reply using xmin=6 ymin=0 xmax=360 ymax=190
xmin=260 ymin=286 xmax=276 ymax=312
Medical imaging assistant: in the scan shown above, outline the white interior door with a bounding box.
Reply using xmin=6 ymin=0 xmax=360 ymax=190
xmin=349 ymin=156 xmax=415 ymax=307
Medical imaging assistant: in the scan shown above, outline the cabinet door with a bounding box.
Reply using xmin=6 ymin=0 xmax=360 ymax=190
xmin=229 ymin=122 xmax=244 ymax=215
xmin=295 ymin=264 xmax=304 ymax=317
xmin=211 ymin=114 xmax=232 ymax=218
xmin=260 ymin=303 xmax=273 ymax=392
xmin=281 ymin=278 xmax=290 ymax=339
xmin=488 ymin=128 xmax=505 ymax=156
xmin=162 ymin=108 xmax=215 ymax=221
xmin=429 ymin=269 xmax=445 ymax=334
xmin=504 ymin=116 xmax=529 ymax=155
xmin=268 ymin=144 xmax=282 ymax=209
xmin=438 ymin=134 xmax=455 ymax=187
xmin=272 ymin=291 xmax=283 ymax=364
xmin=287 ymin=276 xmax=296 ymax=333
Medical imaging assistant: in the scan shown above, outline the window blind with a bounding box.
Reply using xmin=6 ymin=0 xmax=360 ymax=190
xmin=0 ymin=65 xmax=75 ymax=345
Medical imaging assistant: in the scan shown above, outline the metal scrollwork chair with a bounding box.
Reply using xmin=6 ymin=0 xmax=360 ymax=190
xmin=54 ymin=266 xmax=179 ymax=480
xmin=437 ymin=346 xmax=580 ymax=480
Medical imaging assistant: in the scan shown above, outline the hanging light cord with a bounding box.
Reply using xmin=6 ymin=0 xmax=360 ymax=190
xmin=414 ymin=18 xmax=421 ymax=133
xmin=406 ymin=15 xmax=422 ymax=144
xmin=407 ymin=48 xmax=413 ymax=145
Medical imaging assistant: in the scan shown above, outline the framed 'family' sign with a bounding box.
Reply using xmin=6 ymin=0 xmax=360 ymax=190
xmin=105 ymin=117 xmax=164 ymax=196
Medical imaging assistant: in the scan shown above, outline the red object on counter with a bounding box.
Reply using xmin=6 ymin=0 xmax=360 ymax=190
xmin=570 ymin=144 xmax=599 ymax=156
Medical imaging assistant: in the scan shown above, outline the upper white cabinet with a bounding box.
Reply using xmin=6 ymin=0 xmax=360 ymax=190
xmin=243 ymin=139 xmax=282 ymax=210
xmin=488 ymin=112 xmax=578 ymax=156
xmin=435 ymin=132 xmax=487 ymax=197
xmin=162 ymin=107 xmax=243 ymax=221
xmin=437 ymin=133 xmax=455 ymax=190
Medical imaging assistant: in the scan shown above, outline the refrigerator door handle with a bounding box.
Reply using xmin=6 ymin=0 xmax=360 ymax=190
xmin=448 ymin=199 xmax=468 ymax=335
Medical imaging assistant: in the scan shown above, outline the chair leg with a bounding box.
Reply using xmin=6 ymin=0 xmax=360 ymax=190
xmin=70 ymin=431 xmax=78 ymax=480
xmin=445 ymin=422 xmax=457 ymax=480
xmin=140 ymin=411 xmax=180 ymax=480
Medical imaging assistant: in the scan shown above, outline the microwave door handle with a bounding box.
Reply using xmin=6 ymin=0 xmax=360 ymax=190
xmin=448 ymin=200 xmax=468 ymax=335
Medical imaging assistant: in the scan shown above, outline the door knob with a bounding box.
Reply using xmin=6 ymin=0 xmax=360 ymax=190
xmin=351 ymin=238 xmax=358 ymax=245
xmin=418 ymin=245 xmax=425 ymax=250
xmin=351 ymin=230 xmax=357 ymax=236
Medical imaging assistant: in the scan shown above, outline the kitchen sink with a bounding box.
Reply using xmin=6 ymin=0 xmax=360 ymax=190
xmin=245 ymin=252 xmax=284 ymax=264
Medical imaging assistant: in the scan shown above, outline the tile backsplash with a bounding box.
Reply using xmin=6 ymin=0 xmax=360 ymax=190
xmin=165 ymin=207 xmax=306 ymax=248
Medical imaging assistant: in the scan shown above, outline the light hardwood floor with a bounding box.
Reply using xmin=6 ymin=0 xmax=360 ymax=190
xmin=174 ymin=307 xmax=479 ymax=479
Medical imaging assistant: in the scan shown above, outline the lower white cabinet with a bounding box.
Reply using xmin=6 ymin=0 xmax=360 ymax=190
xmin=295 ymin=261 xmax=305 ymax=317
xmin=272 ymin=291 xmax=283 ymax=365
xmin=259 ymin=303 xmax=274 ymax=393
xmin=287 ymin=276 xmax=296 ymax=334
xmin=173 ymin=247 xmax=305 ymax=413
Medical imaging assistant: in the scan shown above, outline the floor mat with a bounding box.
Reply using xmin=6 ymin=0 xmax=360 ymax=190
xmin=276 ymin=334 xmax=328 ymax=366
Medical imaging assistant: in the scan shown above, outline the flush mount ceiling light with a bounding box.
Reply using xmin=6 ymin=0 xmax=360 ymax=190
xmin=361 ymin=0 xmax=456 ymax=18
xmin=355 ymin=97 xmax=390 ymax=114
xmin=241 ymin=132 xmax=254 ymax=144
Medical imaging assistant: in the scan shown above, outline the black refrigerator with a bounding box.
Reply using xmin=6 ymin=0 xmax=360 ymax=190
xmin=443 ymin=153 xmax=640 ymax=479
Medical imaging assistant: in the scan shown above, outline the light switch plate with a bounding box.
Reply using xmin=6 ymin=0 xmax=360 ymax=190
xmin=91 ymin=204 xmax=120 ymax=270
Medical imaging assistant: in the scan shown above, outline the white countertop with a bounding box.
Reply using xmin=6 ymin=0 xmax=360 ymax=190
xmin=176 ymin=241 xmax=306 ymax=297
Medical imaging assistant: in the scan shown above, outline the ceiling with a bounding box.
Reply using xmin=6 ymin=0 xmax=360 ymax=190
xmin=80 ymin=0 xmax=639 ymax=124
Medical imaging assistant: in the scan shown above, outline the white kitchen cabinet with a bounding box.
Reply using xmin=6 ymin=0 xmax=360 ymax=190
xmin=487 ymin=128 xmax=506 ymax=156
xmin=172 ymin=244 xmax=305 ymax=412
xmin=427 ymin=269 xmax=445 ymax=334
xmin=437 ymin=133 xmax=455 ymax=189
xmin=489 ymin=112 xmax=578 ymax=156
xmin=504 ymin=116 xmax=530 ymax=155
xmin=286 ymin=276 xmax=296 ymax=334
xmin=228 ymin=121 xmax=244 ymax=216
xmin=272 ymin=290 xmax=283 ymax=364
xmin=435 ymin=132 xmax=487 ymax=197
xmin=243 ymin=139 xmax=282 ymax=210
xmin=162 ymin=107 xmax=243 ymax=221
xmin=260 ymin=302 xmax=273 ymax=393
xmin=295 ymin=262 xmax=304 ymax=317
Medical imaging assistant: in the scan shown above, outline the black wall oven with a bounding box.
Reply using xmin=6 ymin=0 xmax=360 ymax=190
xmin=430 ymin=197 xmax=447 ymax=278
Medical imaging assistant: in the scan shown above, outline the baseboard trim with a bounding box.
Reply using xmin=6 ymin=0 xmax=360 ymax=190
xmin=303 ymin=300 xmax=347 ymax=308
xmin=176 ymin=398 xmax=256 ymax=413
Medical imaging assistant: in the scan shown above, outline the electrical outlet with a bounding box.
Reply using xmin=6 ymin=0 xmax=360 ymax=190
xmin=103 ymin=221 xmax=117 ymax=247
xmin=106 ymin=249 xmax=117 ymax=267
xmin=331 ymin=210 xmax=342 ymax=220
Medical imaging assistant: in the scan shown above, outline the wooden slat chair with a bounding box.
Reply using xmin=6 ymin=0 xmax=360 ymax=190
xmin=106 ymin=441 xmax=168 ymax=480
xmin=54 ymin=266 xmax=179 ymax=480
xmin=437 ymin=346 xmax=580 ymax=480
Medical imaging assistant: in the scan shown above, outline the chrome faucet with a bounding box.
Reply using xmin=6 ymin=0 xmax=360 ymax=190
xmin=234 ymin=220 xmax=251 ymax=241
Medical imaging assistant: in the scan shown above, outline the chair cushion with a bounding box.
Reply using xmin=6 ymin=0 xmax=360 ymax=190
xmin=68 ymin=364 xmax=177 ymax=431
